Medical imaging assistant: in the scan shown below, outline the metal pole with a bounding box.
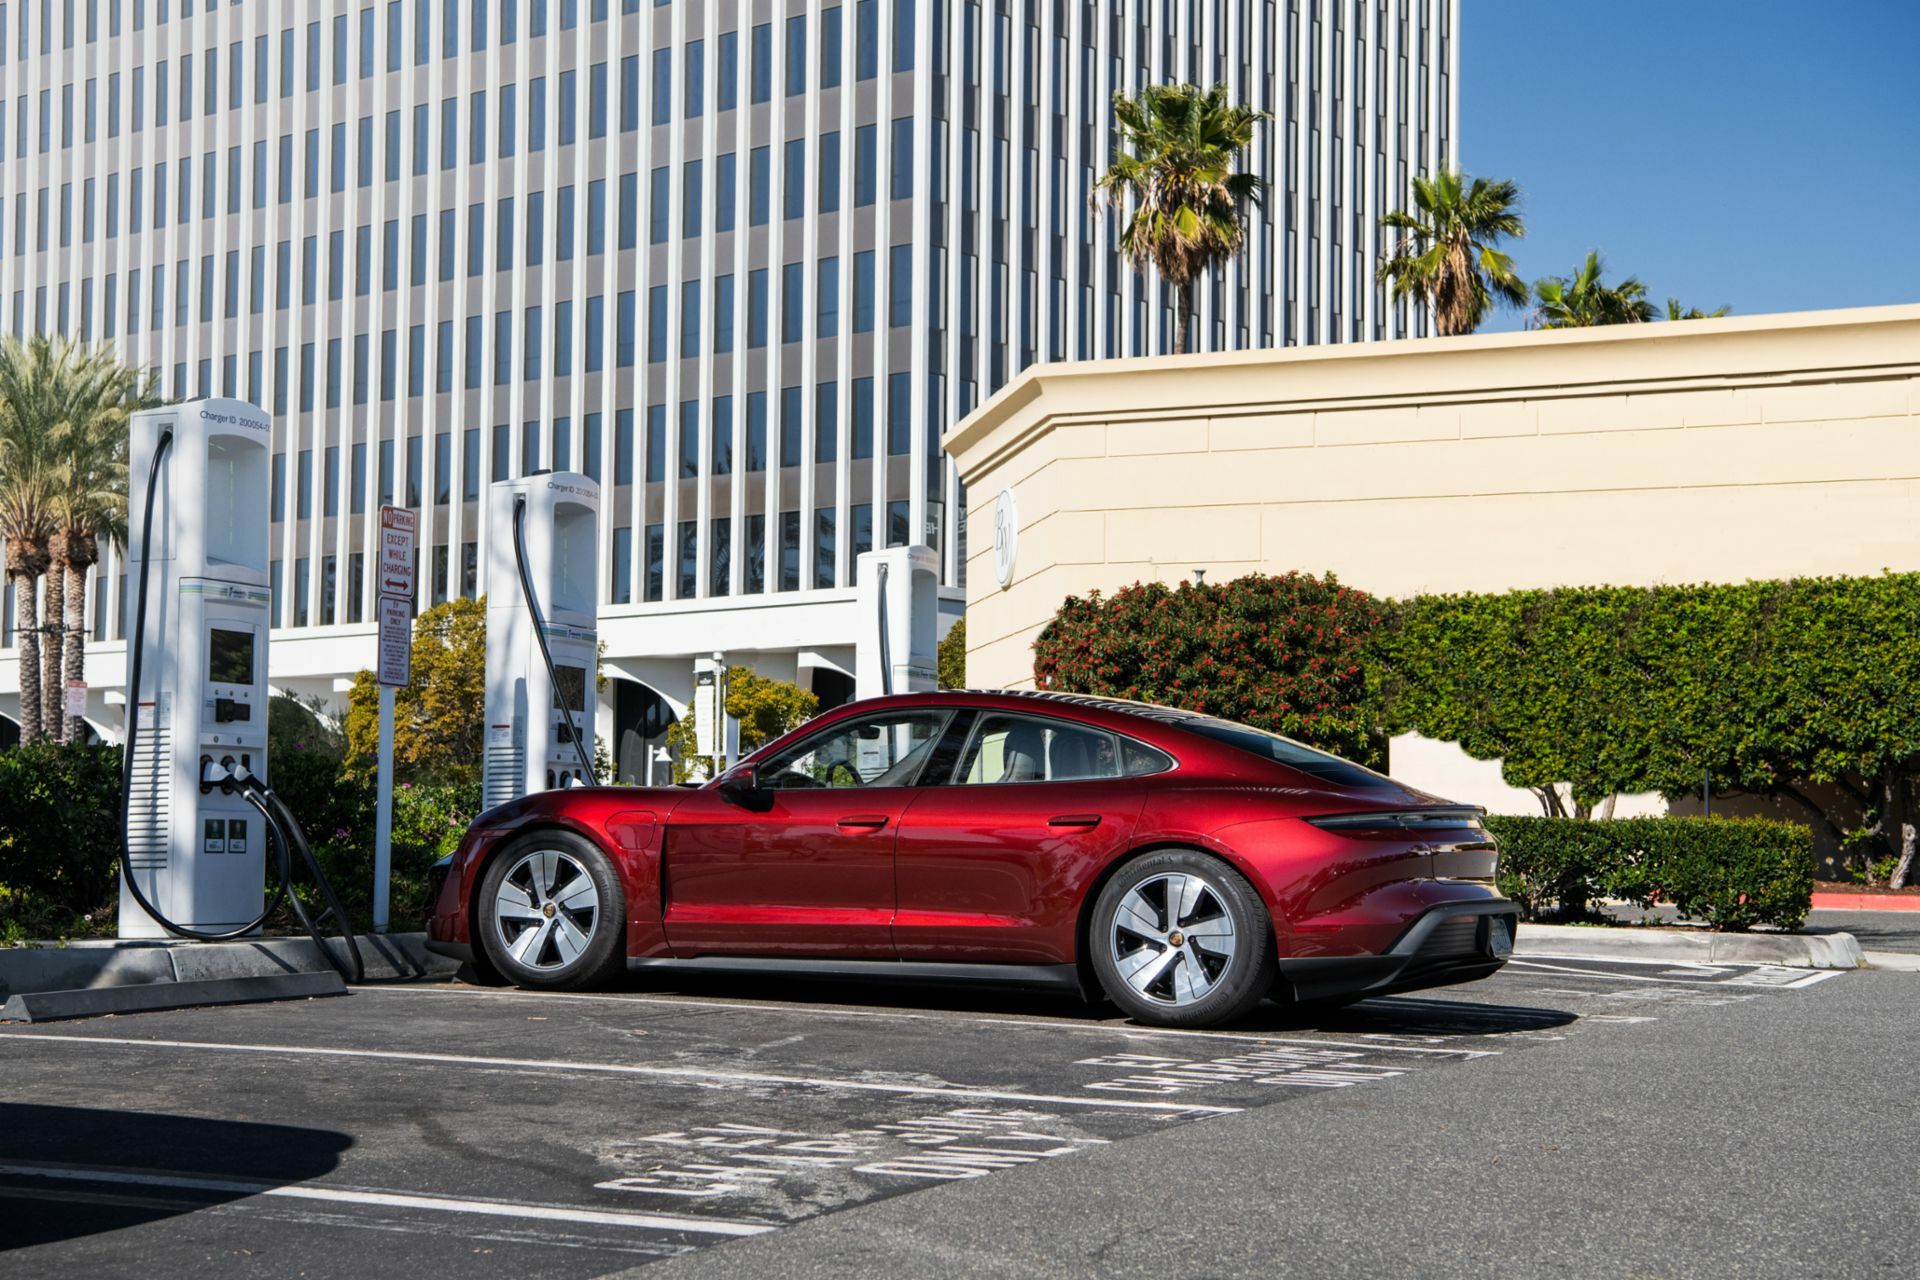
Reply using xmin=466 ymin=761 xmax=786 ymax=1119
xmin=374 ymin=683 xmax=395 ymax=933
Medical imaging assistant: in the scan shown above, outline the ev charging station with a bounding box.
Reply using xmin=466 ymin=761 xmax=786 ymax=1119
xmin=854 ymin=544 xmax=941 ymax=700
xmin=483 ymin=472 xmax=601 ymax=808
xmin=119 ymin=400 xmax=274 ymax=939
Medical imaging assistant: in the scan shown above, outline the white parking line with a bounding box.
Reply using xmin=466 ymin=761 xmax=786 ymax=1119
xmin=1507 ymin=958 xmax=1841 ymax=990
xmin=355 ymin=985 xmax=1495 ymax=1054
xmin=0 ymin=1161 xmax=772 ymax=1237
xmin=0 ymin=1034 xmax=1242 ymax=1115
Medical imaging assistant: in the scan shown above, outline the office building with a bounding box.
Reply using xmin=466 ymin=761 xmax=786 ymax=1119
xmin=0 ymin=0 xmax=1457 ymax=777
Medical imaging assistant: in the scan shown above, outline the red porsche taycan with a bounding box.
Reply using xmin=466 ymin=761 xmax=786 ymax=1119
xmin=426 ymin=690 xmax=1517 ymax=1028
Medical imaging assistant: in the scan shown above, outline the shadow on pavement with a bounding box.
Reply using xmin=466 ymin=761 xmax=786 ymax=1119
xmin=559 ymin=965 xmax=1580 ymax=1040
xmin=0 ymin=1103 xmax=352 ymax=1252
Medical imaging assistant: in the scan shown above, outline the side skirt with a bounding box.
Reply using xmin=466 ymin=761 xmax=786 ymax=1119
xmin=626 ymin=956 xmax=1085 ymax=994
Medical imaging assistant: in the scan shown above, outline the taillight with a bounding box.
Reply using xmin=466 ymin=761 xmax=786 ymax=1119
xmin=1305 ymin=808 xmax=1489 ymax=836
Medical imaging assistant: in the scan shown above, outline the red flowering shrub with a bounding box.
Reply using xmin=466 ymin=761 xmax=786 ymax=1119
xmin=1032 ymin=572 xmax=1387 ymax=767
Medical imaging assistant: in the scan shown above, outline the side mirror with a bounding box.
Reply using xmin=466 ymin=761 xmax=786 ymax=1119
xmin=716 ymin=765 xmax=760 ymax=806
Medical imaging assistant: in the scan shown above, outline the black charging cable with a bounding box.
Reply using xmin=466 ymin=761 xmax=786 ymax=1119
xmin=511 ymin=494 xmax=599 ymax=786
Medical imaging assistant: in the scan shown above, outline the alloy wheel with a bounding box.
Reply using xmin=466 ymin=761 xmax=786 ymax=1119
xmin=1107 ymin=871 xmax=1239 ymax=1007
xmin=491 ymin=849 xmax=600 ymax=971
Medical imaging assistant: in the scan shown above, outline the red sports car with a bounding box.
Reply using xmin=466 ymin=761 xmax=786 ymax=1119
xmin=426 ymin=691 xmax=1516 ymax=1028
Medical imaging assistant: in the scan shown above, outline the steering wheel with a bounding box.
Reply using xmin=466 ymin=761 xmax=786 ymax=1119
xmin=825 ymin=760 xmax=864 ymax=788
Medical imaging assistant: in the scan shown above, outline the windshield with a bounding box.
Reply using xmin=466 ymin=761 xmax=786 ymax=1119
xmin=1172 ymin=716 xmax=1387 ymax=789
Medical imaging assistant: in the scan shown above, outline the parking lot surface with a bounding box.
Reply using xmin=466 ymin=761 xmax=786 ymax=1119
xmin=0 ymin=955 xmax=1903 ymax=1279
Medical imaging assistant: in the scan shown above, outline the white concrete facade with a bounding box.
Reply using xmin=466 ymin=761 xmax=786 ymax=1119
xmin=0 ymin=0 xmax=1455 ymax=773
xmin=944 ymin=304 xmax=1920 ymax=823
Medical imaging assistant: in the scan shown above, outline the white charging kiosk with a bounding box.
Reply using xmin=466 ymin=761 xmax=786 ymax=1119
xmin=119 ymin=399 xmax=274 ymax=939
xmin=482 ymin=472 xmax=600 ymax=808
xmin=854 ymin=544 xmax=941 ymax=701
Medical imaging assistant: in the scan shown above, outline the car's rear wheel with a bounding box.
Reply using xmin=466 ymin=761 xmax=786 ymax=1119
xmin=1089 ymin=850 xmax=1277 ymax=1028
xmin=476 ymin=830 xmax=626 ymax=990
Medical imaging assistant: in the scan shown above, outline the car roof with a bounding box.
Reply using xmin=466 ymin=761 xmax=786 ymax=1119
xmin=796 ymin=689 xmax=1228 ymax=749
xmin=740 ymin=688 xmax=1434 ymax=802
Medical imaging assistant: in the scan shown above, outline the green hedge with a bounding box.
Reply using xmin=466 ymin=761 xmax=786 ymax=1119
xmin=1033 ymin=572 xmax=1387 ymax=769
xmin=0 ymin=743 xmax=124 ymax=919
xmin=0 ymin=729 xmax=476 ymax=938
xmin=1486 ymin=815 xmax=1815 ymax=931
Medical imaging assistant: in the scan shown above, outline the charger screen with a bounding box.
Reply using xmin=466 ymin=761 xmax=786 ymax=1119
xmin=551 ymin=664 xmax=587 ymax=713
xmin=208 ymin=628 xmax=255 ymax=686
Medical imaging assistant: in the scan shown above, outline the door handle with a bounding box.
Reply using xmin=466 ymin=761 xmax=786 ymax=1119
xmin=837 ymin=814 xmax=890 ymax=829
xmin=1049 ymin=814 xmax=1102 ymax=829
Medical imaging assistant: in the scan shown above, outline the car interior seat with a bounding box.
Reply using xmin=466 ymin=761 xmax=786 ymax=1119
xmin=1048 ymin=731 xmax=1096 ymax=780
xmin=998 ymin=723 xmax=1047 ymax=783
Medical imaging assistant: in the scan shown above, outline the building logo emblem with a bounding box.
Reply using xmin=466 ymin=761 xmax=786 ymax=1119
xmin=993 ymin=489 xmax=1019 ymax=589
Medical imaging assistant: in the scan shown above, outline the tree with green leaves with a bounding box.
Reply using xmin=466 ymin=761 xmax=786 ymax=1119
xmin=1665 ymin=298 xmax=1730 ymax=321
xmin=1379 ymin=574 xmax=1920 ymax=886
xmin=1377 ymin=170 xmax=1528 ymax=336
xmin=0 ymin=340 xmax=66 ymax=740
xmin=1531 ymin=251 xmax=1657 ymax=328
xmin=1095 ymin=82 xmax=1265 ymax=355
xmin=44 ymin=344 xmax=157 ymax=740
xmin=666 ymin=666 xmax=819 ymax=783
xmin=0 ymin=338 xmax=157 ymax=741
xmin=937 ymin=618 xmax=967 ymax=690
xmin=344 ymin=596 xmax=489 ymax=785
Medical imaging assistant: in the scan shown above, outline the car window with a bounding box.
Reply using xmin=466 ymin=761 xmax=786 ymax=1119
xmin=954 ymin=714 xmax=1122 ymax=784
xmin=1174 ymin=715 xmax=1383 ymax=787
xmin=757 ymin=710 xmax=951 ymax=790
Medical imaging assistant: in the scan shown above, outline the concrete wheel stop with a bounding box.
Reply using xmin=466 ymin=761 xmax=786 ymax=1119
xmin=0 ymin=932 xmax=458 ymax=1023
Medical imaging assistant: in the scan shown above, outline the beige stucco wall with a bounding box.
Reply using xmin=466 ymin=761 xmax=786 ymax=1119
xmin=946 ymin=304 xmax=1920 ymax=694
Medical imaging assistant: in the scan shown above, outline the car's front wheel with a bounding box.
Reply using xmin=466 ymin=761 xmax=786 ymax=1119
xmin=1089 ymin=850 xmax=1277 ymax=1028
xmin=476 ymin=830 xmax=627 ymax=990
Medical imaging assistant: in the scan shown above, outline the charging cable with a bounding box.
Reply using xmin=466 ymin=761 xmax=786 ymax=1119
xmin=511 ymin=494 xmax=599 ymax=786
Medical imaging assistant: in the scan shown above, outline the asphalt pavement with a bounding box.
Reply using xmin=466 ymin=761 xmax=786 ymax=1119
xmin=1804 ymin=907 xmax=1920 ymax=953
xmin=0 ymin=957 xmax=1910 ymax=1279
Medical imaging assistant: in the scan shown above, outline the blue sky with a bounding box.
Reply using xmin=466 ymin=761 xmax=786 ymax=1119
xmin=1460 ymin=0 xmax=1920 ymax=331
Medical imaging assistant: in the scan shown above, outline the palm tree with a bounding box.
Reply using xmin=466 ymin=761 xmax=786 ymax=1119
xmin=1665 ymin=298 xmax=1730 ymax=321
xmin=1531 ymin=252 xmax=1658 ymax=329
xmin=0 ymin=339 xmax=67 ymax=741
xmin=1095 ymin=83 xmax=1265 ymax=356
xmin=46 ymin=346 xmax=152 ymax=741
xmin=1377 ymin=171 xmax=1527 ymax=336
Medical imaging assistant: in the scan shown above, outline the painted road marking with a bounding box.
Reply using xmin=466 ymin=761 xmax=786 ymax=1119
xmin=0 ymin=1161 xmax=773 ymax=1237
xmin=0 ymin=1034 xmax=1241 ymax=1115
xmin=598 ymin=1109 xmax=1114 ymax=1198
xmin=354 ymin=985 xmax=1500 ymax=1054
xmin=1076 ymin=1048 xmax=1410 ymax=1094
xmin=1508 ymin=958 xmax=1841 ymax=990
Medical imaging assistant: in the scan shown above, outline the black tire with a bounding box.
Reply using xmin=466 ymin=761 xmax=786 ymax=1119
xmin=1088 ymin=849 xmax=1277 ymax=1028
xmin=475 ymin=829 xmax=627 ymax=991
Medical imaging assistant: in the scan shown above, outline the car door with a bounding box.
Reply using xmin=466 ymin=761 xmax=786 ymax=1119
xmin=893 ymin=711 xmax=1149 ymax=965
xmin=661 ymin=707 xmax=954 ymax=958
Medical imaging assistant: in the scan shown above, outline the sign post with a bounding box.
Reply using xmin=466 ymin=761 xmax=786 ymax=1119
xmin=373 ymin=506 xmax=418 ymax=934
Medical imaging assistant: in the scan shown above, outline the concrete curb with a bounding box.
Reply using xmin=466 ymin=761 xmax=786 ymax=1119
xmin=0 ymin=931 xmax=458 ymax=1000
xmin=1516 ymin=923 xmax=1865 ymax=970
xmin=1810 ymin=892 xmax=1920 ymax=912
xmin=1861 ymin=950 xmax=1920 ymax=972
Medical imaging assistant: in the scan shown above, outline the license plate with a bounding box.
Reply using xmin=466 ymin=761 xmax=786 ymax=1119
xmin=1484 ymin=916 xmax=1514 ymax=959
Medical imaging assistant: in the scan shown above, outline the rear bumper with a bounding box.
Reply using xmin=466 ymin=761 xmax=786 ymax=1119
xmin=1277 ymin=898 xmax=1518 ymax=1004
